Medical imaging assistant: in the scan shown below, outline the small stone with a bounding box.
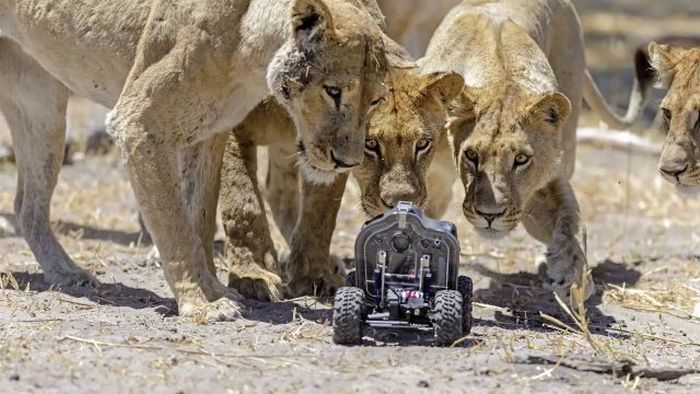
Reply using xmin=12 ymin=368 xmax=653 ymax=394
xmin=417 ymin=380 xmax=430 ymax=388
xmin=9 ymin=373 xmax=19 ymax=381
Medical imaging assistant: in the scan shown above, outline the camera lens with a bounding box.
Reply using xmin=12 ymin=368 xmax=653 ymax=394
xmin=392 ymin=233 xmax=410 ymax=252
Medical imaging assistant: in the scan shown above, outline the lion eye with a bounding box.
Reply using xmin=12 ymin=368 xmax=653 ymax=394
xmin=514 ymin=153 xmax=531 ymax=168
xmin=416 ymin=138 xmax=432 ymax=152
xmin=365 ymin=139 xmax=381 ymax=157
xmin=465 ymin=149 xmax=479 ymax=166
xmin=693 ymin=111 xmax=700 ymax=132
xmin=370 ymin=97 xmax=384 ymax=107
xmin=324 ymin=85 xmax=342 ymax=108
xmin=367 ymin=97 xmax=384 ymax=116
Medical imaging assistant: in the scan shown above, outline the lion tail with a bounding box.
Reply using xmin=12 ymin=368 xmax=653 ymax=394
xmin=582 ymin=49 xmax=655 ymax=130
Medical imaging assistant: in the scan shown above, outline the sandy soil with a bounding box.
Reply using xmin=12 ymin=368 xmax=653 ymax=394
xmin=4 ymin=141 xmax=700 ymax=393
xmin=2 ymin=1 xmax=700 ymax=393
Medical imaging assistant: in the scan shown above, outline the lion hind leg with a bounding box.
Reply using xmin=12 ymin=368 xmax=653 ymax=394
xmin=285 ymin=174 xmax=348 ymax=298
xmin=0 ymin=39 xmax=96 ymax=287
xmin=220 ymin=132 xmax=283 ymax=302
xmin=521 ymin=179 xmax=594 ymax=303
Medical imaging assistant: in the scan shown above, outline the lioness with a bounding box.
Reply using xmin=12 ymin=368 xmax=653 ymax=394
xmin=419 ymin=0 xmax=653 ymax=300
xmin=219 ymin=67 xmax=463 ymax=300
xmin=224 ymin=0 xmax=655 ymax=301
xmin=352 ymin=68 xmax=463 ymax=218
xmin=0 ymin=0 xmax=392 ymax=321
xmin=648 ymin=43 xmax=700 ymax=191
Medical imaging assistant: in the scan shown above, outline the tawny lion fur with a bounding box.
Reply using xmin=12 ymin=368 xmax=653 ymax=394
xmin=649 ymin=43 xmax=700 ymax=193
xmin=0 ymin=0 xmax=394 ymax=320
xmin=423 ymin=0 xmax=651 ymax=300
xmin=218 ymin=66 xmax=465 ymax=300
xmin=219 ymin=0 xmax=654 ymax=302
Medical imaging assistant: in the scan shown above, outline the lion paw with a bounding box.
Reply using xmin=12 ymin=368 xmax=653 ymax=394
xmin=286 ymin=270 xmax=345 ymax=298
xmin=174 ymin=271 xmax=245 ymax=322
xmin=544 ymin=239 xmax=594 ymax=303
xmin=229 ymin=269 xmax=283 ymax=302
xmin=180 ymin=297 xmax=244 ymax=323
xmin=227 ymin=248 xmax=283 ymax=302
xmin=45 ymin=263 xmax=99 ymax=288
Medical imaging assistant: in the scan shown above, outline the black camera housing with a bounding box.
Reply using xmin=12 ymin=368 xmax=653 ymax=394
xmin=332 ymin=202 xmax=473 ymax=346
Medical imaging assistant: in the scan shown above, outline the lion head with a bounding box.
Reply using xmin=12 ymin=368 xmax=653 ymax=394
xmin=448 ymin=85 xmax=571 ymax=238
xmin=267 ymin=0 xmax=395 ymax=185
xmin=351 ymin=69 xmax=464 ymax=216
xmin=648 ymin=42 xmax=700 ymax=191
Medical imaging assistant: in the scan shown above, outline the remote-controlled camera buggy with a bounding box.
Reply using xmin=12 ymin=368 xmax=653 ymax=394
xmin=333 ymin=202 xmax=473 ymax=346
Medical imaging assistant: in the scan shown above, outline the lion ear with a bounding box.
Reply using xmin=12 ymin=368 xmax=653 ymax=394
xmin=529 ymin=92 xmax=571 ymax=128
xmin=421 ymin=72 xmax=465 ymax=104
xmin=292 ymin=0 xmax=335 ymax=49
xmin=648 ymin=42 xmax=685 ymax=88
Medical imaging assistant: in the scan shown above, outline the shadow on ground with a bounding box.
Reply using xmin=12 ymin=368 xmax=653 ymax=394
xmin=471 ymin=259 xmax=642 ymax=337
xmin=0 ymin=213 xmax=146 ymax=246
xmin=7 ymin=272 xmax=176 ymax=316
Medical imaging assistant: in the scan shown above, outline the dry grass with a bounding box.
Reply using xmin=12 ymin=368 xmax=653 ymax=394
xmin=604 ymin=260 xmax=700 ymax=321
xmin=540 ymin=271 xmax=607 ymax=355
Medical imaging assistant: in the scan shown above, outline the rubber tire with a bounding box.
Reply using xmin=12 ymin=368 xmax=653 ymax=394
xmin=332 ymin=287 xmax=365 ymax=345
xmin=457 ymin=276 xmax=474 ymax=335
xmin=432 ymin=290 xmax=464 ymax=346
xmin=345 ymin=270 xmax=356 ymax=287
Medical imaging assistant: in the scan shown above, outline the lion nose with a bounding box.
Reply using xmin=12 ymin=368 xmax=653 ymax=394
xmin=659 ymin=164 xmax=688 ymax=178
xmin=330 ymin=150 xmax=361 ymax=170
xmin=380 ymin=186 xmax=420 ymax=209
xmin=381 ymin=194 xmax=418 ymax=210
xmin=475 ymin=208 xmax=506 ymax=225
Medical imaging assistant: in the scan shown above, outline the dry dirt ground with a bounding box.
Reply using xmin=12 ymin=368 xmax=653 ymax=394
xmin=2 ymin=1 xmax=700 ymax=393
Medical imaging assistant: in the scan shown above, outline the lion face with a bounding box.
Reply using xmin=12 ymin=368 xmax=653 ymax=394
xmin=649 ymin=43 xmax=700 ymax=191
xmin=352 ymin=70 xmax=463 ymax=216
xmin=268 ymin=0 xmax=389 ymax=185
xmin=448 ymin=87 xmax=571 ymax=238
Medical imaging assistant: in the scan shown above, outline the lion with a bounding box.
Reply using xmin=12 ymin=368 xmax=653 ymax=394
xmin=0 ymin=0 xmax=394 ymax=321
xmin=218 ymin=66 xmax=464 ymax=300
xmin=221 ymin=0 xmax=656 ymax=302
xmin=418 ymin=0 xmax=654 ymax=300
xmin=221 ymin=65 xmax=464 ymax=300
xmin=648 ymin=43 xmax=700 ymax=191
xmin=352 ymin=68 xmax=464 ymax=218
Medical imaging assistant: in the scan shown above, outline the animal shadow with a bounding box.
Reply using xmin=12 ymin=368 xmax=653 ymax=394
xmin=471 ymin=259 xmax=642 ymax=336
xmin=0 ymin=213 xmax=148 ymax=246
xmin=6 ymin=272 xmax=176 ymax=316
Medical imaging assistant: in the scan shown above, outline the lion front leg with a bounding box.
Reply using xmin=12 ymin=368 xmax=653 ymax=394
xmin=522 ymin=179 xmax=594 ymax=303
xmin=112 ymin=120 xmax=243 ymax=321
xmin=286 ymin=174 xmax=348 ymax=298
xmin=107 ymin=33 xmax=243 ymax=322
xmin=220 ymin=132 xmax=283 ymax=302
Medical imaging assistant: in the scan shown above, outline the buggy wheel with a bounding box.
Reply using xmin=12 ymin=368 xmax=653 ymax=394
xmin=345 ymin=270 xmax=356 ymax=287
xmin=432 ymin=290 xmax=463 ymax=346
xmin=457 ymin=276 xmax=473 ymax=335
xmin=332 ymin=287 xmax=365 ymax=345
